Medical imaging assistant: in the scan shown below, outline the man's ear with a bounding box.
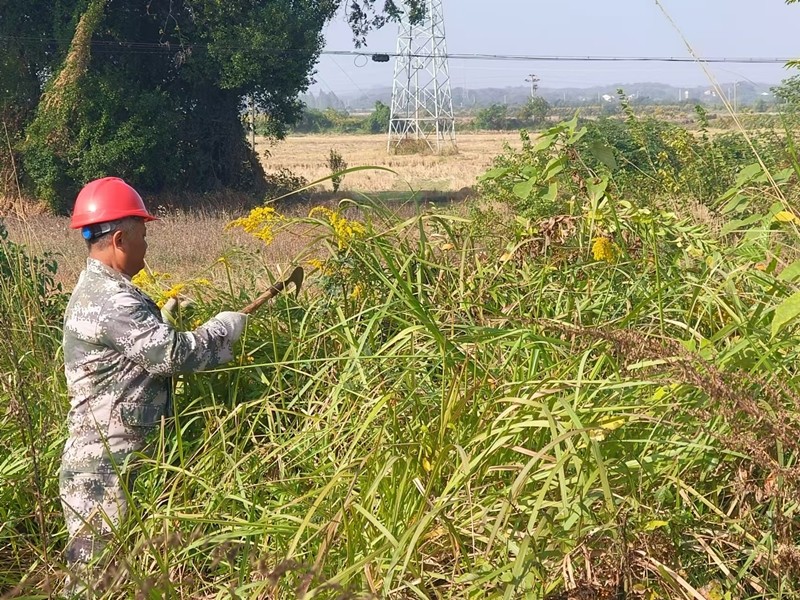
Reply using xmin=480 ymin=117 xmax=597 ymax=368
xmin=111 ymin=229 xmax=125 ymax=250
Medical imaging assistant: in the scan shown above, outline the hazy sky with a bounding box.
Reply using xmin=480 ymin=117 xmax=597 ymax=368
xmin=311 ymin=0 xmax=800 ymax=95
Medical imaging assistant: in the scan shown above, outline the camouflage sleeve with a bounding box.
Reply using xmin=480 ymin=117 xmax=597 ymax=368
xmin=97 ymin=291 xmax=237 ymax=375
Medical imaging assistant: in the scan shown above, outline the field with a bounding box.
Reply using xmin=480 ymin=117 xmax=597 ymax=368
xmin=4 ymin=111 xmax=800 ymax=599
xmin=259 ymin=132 xmax=522 ymax=193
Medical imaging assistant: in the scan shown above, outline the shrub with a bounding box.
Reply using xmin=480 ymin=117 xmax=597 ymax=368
xmin=327 ymin=149 xmax=348 ymax=192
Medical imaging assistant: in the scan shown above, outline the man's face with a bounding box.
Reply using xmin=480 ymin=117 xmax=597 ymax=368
xmin=115 ymin=219 xmax=148 ymax=276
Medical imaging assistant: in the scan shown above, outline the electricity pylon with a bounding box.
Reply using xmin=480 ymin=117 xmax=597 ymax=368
xmin=388 ymin=0 xmax=456 ymax=154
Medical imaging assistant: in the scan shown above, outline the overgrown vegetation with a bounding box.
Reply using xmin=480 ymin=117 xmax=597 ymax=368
xmin=4 ymin=95 xmax=800 ymax=596
xmin=5 ymin=3 xmax=800 ymax=597
xmin=478 ymin=92 xmax=797 ymax=220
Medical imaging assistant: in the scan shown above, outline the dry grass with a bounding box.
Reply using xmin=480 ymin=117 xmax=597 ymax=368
xmin=2 ymin=197 xmax=428 ymax=289
xmin=3 ymin=131 xmax=517 ymax=286
xmin=259 ymin=131 xmax=522 ymax=193
xmin=4 ymin=211 xmax=262 ymax=286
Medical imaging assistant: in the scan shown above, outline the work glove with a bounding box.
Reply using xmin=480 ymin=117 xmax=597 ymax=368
xmin=211 ymin=311 xmax=249 ymax=343
xmin=160 ymin=297 xmax=194 ymax=325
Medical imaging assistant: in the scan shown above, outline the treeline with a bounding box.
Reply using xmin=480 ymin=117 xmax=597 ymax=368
xmin=277 ymin=96 xmax=554 ymax=135
xmin=264 ymin=101 xmax=392 ymax=135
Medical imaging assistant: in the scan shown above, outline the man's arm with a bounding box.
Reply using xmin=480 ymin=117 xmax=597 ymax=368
xmin=97 ymin=291 xmax=248 ymax=375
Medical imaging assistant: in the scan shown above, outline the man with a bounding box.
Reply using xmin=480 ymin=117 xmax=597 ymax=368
xmin=59 ymin=177 xmax=248 ymax=592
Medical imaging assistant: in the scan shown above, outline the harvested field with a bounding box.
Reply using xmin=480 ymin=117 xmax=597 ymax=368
xmin=257 ymin=131 xmax=522 ymax=194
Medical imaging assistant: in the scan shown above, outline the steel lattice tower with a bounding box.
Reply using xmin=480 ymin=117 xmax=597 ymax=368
xmin=388 ymin=0 xmax=456 ymax=154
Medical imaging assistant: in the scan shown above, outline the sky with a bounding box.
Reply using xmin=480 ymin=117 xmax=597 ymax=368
xmin=310 ymin=0 xmax=800 ymax=96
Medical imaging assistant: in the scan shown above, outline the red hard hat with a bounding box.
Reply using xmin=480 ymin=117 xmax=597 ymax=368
xmin=70 ymin=177 xmax=157 ymax=229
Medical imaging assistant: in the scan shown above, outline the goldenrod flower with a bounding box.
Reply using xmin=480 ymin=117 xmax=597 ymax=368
xmin=309 ymin=206 xmax=365 ymax=250
xmin=132 ymin=269 xmax=171 ymax=289
xmin=162 ymin=283 xmax=186 ymax=300
xmin=227 ymin=206 xmax=284 ymax=244
xmin=591 ymin=237 xmax=616 ymax=262
xmin=131 ymin=270 xmax=151 ymax=288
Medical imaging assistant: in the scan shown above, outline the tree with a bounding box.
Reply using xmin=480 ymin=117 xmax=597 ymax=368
xmin=474 ymin=104 xmax=510 ymax=131
xmin=363 ymin=101 xmax=391 ymax=133
xmin=0 ymin=0 xmax=69 ymax=195
xmin=518 ymin=97 xmax=550 ymax=127
xmin=773 ymin=75 xmax=800 ymax=110
xmin=3 ymin=1 xmax=425 ymax=210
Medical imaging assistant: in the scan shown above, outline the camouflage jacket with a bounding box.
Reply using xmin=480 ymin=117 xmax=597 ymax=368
xmin=62 ymin=258 xmax=236 ymax=473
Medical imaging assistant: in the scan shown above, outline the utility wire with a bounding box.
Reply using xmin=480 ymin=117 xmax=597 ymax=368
xmin=0 ymin=35 xmax=794 ymax=64
xmin=326 ymin=51 xmax=795 ymax=64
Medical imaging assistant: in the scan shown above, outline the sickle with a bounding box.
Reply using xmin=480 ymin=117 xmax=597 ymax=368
xmin=240 ymin=266 xmax=304 ymax=315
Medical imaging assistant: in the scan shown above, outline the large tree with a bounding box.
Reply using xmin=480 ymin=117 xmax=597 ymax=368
xmin=1 ymin=0 xmax=424 ymax=211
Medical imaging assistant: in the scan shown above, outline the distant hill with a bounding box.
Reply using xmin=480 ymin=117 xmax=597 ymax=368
xmin=302 ymin=81 xmax=780 ymax=112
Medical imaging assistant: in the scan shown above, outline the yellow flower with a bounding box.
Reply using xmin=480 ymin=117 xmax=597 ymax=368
xmin=131 ymin=270 xmax=152 ymax=288
xmin=591 ymin=237 xmax=616 ymax=262
xmin=132 ymin=269 xmax=171 ymax=289
xmin=162 ymin=283 xmax=186 ymax=300
xmin=192 ymin=278 xmax=212 ymax=287
xmin=309 ymin=206 xmax=365 ymax=250
xmin=226 ymin=206 xmax=284 ymax=244
xmin=350 ymin=284 xmax=363 ymax=300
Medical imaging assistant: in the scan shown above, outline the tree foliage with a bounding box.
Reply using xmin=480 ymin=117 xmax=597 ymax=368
xmin=773 ymin=75 xmax=800 ymax=109
xmin=2 ymin=0 xmax=422 ymax=210
xmin=363 ymin=100 xmax=390 ymax=133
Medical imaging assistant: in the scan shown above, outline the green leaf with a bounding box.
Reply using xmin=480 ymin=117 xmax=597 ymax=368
xmin=478 ymin=167 xmax=510 ymax=181
xmin=643 ymin=520 xmax=669 ymax=531
xmin=589 ymin=142 xmax=617 ymax=171
xmin=735 ymin=163 xmax=763 ymax=187
xmin=568 ymin=126 xmax=587 ymax=144
xmin=533 ymin=135 xmax=556 ymax=153
xmin=720 ymin=193 xmax=749 ymax=215
xmin=778 ymin=260 xmax=800 ymax=282
xmin=720 ymin=214 xmax=762 ymax=236
xmin=543 ymin=156 xmax=566 ymax=180
xmin=542 ymin=182 xmax=558 ymax=202
xmin=771 ymin=290 xmax=800 ymax=338
xmin=513 ymin=178 xmax=536 ymax=200
xmin=586 ymin=178 xmax=609 ymax=203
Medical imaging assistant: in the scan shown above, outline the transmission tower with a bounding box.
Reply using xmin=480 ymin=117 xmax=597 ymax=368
xmin=388 ymin=0 xmax=456 ymax=154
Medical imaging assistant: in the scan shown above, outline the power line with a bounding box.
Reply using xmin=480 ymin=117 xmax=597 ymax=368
xmin=0 ymin=35 xmax=795 ymax=64
xmin=326 ymin=50 xmax=795 ymax=65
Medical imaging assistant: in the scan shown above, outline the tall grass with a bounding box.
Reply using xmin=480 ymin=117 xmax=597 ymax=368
xmin=3 ymin=155 xmax=800 ymax=599
xmin=0 ymin=226 xmax=66 ymax=595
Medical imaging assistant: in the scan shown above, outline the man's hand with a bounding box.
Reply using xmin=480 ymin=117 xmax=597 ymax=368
xmin=212 ymin=312 xmax=249 ymax=342
xmin=160 ymin=298 xmax=193 ymax=325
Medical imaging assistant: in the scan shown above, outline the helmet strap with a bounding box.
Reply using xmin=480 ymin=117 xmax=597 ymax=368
xmin=82 ymin=220 xmax=121 ymax=241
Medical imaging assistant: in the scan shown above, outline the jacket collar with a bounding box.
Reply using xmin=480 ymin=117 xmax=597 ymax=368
xmin=86 ymin=257 xmax=132 ymax=284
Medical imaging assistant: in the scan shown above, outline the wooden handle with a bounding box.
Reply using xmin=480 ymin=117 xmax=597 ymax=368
xmin=241 ymin=282 xmax=285 ymax=315
xmin=239 ymin=266 xmax=304 ymax=315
